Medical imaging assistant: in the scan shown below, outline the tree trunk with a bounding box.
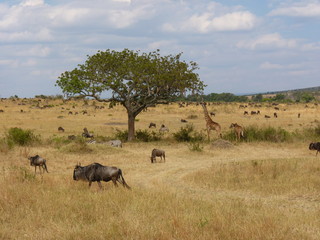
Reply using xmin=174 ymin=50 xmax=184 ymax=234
xmin=127 ymin=112 xmax=136 ymax=141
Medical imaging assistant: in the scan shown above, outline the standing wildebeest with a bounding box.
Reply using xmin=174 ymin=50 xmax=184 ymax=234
xmin=73 ymin=163 xmax=130 ymax=189
xmin=150 ymin=149 xmax=166 ymax=163
xmin=149 ymin=122 xmax=156 ymax=128
xmin=28 ymin=155 xmax=49 ymax=174
xmin=229 ymin=123 xmax=244 ymax=141
xmin=273 ymin=112 xmax=278 ymax=118
xmin=181 ymin=119 xmax=188 ymax=123
xmin=58 ymin=126 xmax=65 ymax=132
xmin=309 ymin=142 xmax=320 ymax=155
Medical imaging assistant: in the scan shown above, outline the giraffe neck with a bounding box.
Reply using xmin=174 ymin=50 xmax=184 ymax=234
xmin=201 ymin=104 xmax=213 ymax=123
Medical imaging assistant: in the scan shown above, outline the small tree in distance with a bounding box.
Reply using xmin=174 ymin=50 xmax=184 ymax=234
xmin=56 ymin=49 xmax=204 ymax=141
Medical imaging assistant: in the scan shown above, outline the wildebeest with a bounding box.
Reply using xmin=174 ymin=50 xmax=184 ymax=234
xmin=82 ymin=127 xmax=94 ymax=138
xmin=149 ymin=122 xmax=156 ymax=128
xmin=28 ymin=155 xmax=49 ymax=174
xmin=58 ymin=126 xmax=65 ymax=132
xmin=210 ymin=112 xmax=215 ymax=117
xmin=108 ymin=140 xmax=122 ymax=148
xmin=73 ymin=163 xmax=130 ymax=189
xmin=243 ymin=111 xmax=248 ymax=115
xmin=265 ymin=115 xmax=271 ymax=118
xmin=298 ymin=113 xmax=301 ymax=118
xmin=181 ymin=119 xmax=188 ymax=123
xmin=309 ymin=142 xmax=320 ymax=155
xmin=273 ymin=112 xmax=278 ymax=118
xmin=150 ymin=149 xmax=165 ymax=163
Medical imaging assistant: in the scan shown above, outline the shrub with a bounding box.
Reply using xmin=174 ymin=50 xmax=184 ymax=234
xmin=224 ymin=125 xmax=292 ymax=143
xmin=114 ymin=129 xmax=128 ymax=142
xmin=135 ymin=129 xmax=162 ymax=142
xmin=5 ymin=127 xmax=40 ymax=146
xmin=188 ymin=142 xmax=204 ymax=152
xmin=173 ymin=124 xmax=205 ymax=142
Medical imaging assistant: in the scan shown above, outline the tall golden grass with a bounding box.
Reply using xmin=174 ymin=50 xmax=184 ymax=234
xmin=0 ymin=98 xmax=319 ymax=239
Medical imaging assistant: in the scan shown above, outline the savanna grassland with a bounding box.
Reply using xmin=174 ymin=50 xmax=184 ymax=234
xmin=0 ymin=98 xmax=320 ymax=240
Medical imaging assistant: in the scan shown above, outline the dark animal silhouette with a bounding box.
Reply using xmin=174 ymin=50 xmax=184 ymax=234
xmin=149 ymin=122 xmax=156 ymax=128
xmin=265 ymin=115 xmax=271 ymax=118
xmin=82 ymin=127 xmax=94 ymax=138
xmin=273 ymin=112 xmax=278 ymax=118
xmin=243 ymin=111 xmax=248 ymax=115
xmin=181 ymin=119 xmax=188 ymax=123
xmin=150 ymin=149 xmax=166 ymax=163
xmin=309 ymin=142 xmax=320 ymax=156
xmin=28 ymin=155 xmax=49 ymax=174
xmin=73 ymin=163 xmax=130 ymax=189
xmin=58 ymin=126 xmax=65 ymax=132
xmin=159 ymin=124 xmax=169 ymax=133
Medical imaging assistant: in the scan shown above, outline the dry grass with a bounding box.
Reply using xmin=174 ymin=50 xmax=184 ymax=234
xmin=0 ymin=99 xmax=320 ymax=239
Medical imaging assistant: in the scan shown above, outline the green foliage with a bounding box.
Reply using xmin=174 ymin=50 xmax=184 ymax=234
xmin=56 ymin=49 xmax=205 ymax=141
xmin=173 ymin=124 xmax=205 ymax=142
xmin=187 ymin=141 xmax=204 ymax=152
xmin=114 ymin=129 xmax=162 ymax=142
xmin=135 ymin=129 xmax=162 ymax=142
xmin=48 ymin=136 xmax=72 ymax=149
xmin=5 ymin=127 xmax=40 ymax=146
xmin=224 ymin=125 xmax=292 ymax=143
xmin=183 ymin=93 xmax=248 ymax=102
xmin=114 ymin=129 xmax=128 ymax=142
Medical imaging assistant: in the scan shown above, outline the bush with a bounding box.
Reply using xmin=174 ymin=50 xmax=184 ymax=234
xmin=187 ymin=142 xmax=204 ymax=152
xmin=135 ymin=129 xmax=162 ymax=142
xmin=114 ymin=129 xmax=128 ymax=142
xmin=5 ymin=127 xmax=40 ymax=146
xmin=224 ymin=125 xmax=292 ymax=143
xmin=173 ymin=124 xmax=205 ymax=142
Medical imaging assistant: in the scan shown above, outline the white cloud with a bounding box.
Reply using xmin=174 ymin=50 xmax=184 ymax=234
xmin=164 ymin=11 xmax=257 ymax=33
xmin=269 ymin=2 xmax=320 ymax=17
xmin=20 ymin=0 xmax=44 ymax=7
xmin=237 ymin=33 xmax=298 ymax=50
xmin=0 ymin=28 xmax=52 ymax=42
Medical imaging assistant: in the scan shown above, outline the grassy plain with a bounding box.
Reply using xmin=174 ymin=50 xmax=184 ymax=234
xmin=0 ymin=98 xmax=319 ymax=240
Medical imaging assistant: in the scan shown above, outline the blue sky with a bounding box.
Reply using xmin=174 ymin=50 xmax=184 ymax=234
xmin=0 ymin=0 xmax=319 ymax=98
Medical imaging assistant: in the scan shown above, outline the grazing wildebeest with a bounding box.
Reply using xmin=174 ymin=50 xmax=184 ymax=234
xmin=229 ymin=123 xmax=244 ymax=141
xmin=58 ymin=126 xmax=65 ymax=132
xmin=149 ymin=122 xmax=156 ymax=128
xmin=108 ymin=140 xmax=122 ymax=148
xmin=0 ymin=109 xmax=4 ymax=113
xmin=210 ymin=112 xmax=215 ymax=117
xmin=159 ymin=124 xmax=169 ymax=133
xmin=181 ymin=119 xmax=188 ymax=123
xmin=28 ymin=155 xmax=49 ymax=174
xmin=82 ymin=127 xmax=94 ymax=138
xmin=274 ymin=107 xmax=280 ymax=111
xmin=309 ymin=142 xmax=320 ymax=156
xmin=251 ymin=111 xmax=257 ymax=115
xmin=73 ymin=163 xmax=130 ymax=189
xmin=150 ymin=149 xmax=165 ymax=163
xmin=265 ymin=115 xmax=271 ymax=118
xmin=68 ymin=111 xmax=73 ymax=115
xmin=273 ymin=112 xmax=278 ymax=118
xmin=243 ymin=111 xmax=248 ymax=115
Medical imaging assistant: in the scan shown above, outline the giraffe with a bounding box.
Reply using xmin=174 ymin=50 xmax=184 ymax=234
xmin=200 ymin=102 xmax=222 ymax=140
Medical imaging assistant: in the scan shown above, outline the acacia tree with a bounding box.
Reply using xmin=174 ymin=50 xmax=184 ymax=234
xmin=56 ymin=49 xmax=204 ymax=141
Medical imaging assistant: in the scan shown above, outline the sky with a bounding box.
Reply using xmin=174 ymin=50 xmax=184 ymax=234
xmin=0 ymin=0 xmax=319 ymax=98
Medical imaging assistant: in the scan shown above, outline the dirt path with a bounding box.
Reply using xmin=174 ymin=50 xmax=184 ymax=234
xmin=129 ymin=143 xmax=320 ymax=215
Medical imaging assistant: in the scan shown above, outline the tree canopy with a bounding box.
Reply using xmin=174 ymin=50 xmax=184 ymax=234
xmin=56 ymin=49 xmax=204 ymax=140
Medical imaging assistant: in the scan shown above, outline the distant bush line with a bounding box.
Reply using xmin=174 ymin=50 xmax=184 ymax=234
xmin=1 ymin=124 xmax=320 ymax=154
